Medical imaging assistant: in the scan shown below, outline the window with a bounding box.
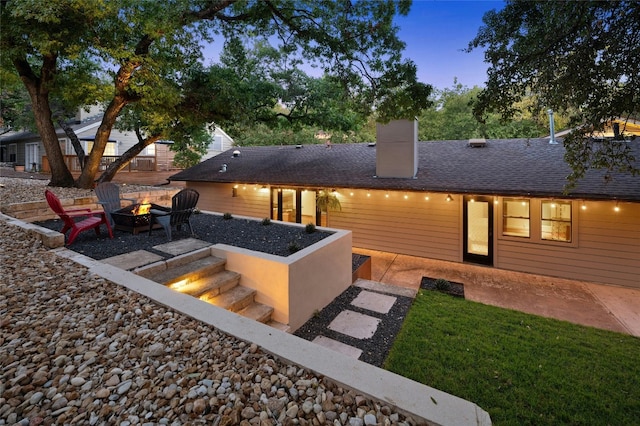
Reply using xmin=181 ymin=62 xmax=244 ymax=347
xmin=8 ymin=144 xmax=17 ymax=162
xmin=503 ymin=199 xmax=530 ymax=237
xmin=541 ymin=201 xmax=572 ymax=242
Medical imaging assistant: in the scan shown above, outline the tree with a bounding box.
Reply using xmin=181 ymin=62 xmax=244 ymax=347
xmin=468 ymin=0 xmax=640 ymax=186
xmin=417 ymin=81 xmax=550 ymax=141
xmin=1 ymin=0 xmax=431 ymax=188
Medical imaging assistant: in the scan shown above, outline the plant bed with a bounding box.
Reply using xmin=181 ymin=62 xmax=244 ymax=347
xmin=351 ymin=253 xmax=371 ymax=282
xmin=420 ymin=277 xmax=465 ymax=298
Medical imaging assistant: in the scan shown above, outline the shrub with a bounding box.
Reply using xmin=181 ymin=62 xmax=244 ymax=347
xmin=434 ymin=278 xmax=451 ymax=291
xmin=223 ymin=212 xmax=233 ymax=220
xmin=262 ymin=217 xmax=271 ymax=226
xmin=305 ymin=223 xmax=316 ymax=233
xmin=288 ymin=241 xmax=301 ymax=253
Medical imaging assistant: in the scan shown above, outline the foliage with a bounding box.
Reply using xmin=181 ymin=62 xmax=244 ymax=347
xmin=385 ymin=290 xmax=640 ymax=425
xmin=468 ymin=1 xmax=640 ymax=186
xmin=261 ymin=217 xmax=272 ymax=226
xmin=417 ymin=80 xmax=554 ymax=141
xmin=433 ymin=278 xmax=451 ymax=291
xmin=304 ymin=223 xmax=316 ymax=234
xmin=222 ymin=212 xmax=233 ymax=220
xmin=2 ymin=0 xmax=432 ymax=188
xmin=316 ymin=190 xmax=342 ymax=213
xmin=288 ymin=241 xmax=301 ymax=253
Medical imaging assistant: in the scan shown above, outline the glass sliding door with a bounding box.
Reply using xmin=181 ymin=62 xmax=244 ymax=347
xmin=271 ymin=188 xmax=320 ymax=225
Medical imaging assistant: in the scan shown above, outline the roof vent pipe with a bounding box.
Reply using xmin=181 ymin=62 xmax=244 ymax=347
xmin=548 ymin=109 xmax=557 ymax=144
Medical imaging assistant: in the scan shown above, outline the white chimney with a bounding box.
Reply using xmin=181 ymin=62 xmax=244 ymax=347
xmin=375 ymin=119 xmax=418 ymax=178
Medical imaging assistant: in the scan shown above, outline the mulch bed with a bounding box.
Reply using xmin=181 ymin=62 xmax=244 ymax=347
xmin=420 ymin=277 xmax=465 ymax=298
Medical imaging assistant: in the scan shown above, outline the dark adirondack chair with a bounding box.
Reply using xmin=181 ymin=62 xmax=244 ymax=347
xmin=95 ymin=182 xmax=137 ymax=229
xmin=45 ymin=190 xmax=113 ymax=245
xmin=148 ymin=188 xmax=199 ymax=241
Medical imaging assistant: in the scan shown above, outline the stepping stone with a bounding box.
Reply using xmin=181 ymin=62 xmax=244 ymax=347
xmin=153 ymin=238 xmax=211 ymax=256
xmin=313 ymin=336 xmax=362 ymax=359
xmin=351 ymin=290 xmax=397 ymax=314
xmin=328 ymin=310 xmax=381 ymax=340
xmin=102 ymin=250 xmax=164 ymax=270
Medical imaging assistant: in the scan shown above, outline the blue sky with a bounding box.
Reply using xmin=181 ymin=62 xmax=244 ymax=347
xmin=397 ymin=0 xmax=505 ymax=90
xmin=201 ymin=1 xmax=504 ymax=91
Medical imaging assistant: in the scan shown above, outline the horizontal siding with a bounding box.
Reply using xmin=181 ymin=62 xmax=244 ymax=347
xmin=497 ymin=202 xmax=640 ymax=288
xmin=186 ymin=183 xmax=270 ymax=219
xmin=330 ymin=190 xmax=460 ymax=262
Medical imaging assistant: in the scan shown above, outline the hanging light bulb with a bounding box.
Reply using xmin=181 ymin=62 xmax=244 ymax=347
xmin=614 ymin=201 xmax=620 ymax=212
xmin=425 ymin=195 xmax=430 ymax=201
xmin=581 ymin=201 xmax=587 ymax=210
xmin=446 ymin=194 xmax=453 ymax=202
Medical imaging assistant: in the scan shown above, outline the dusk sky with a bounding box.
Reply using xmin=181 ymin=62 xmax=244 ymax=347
xmin=396 ymin=0 xmax=505 ymax=90
xmin=202 ymin=1 xmax=505 ymax=91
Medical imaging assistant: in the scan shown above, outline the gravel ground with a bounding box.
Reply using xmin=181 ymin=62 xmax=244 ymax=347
xmin=0 ymin=177 xmax=420 ymax=424
xmin=294 ymin=287 xmax=413 ymax=368
xmin=35 ymin=215 xmax=332 ymax=260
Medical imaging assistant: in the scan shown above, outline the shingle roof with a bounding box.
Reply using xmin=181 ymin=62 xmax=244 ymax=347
xmin=170 ymin=138 xmax=640 ymax=202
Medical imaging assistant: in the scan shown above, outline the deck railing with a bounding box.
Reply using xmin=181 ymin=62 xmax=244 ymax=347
xmin=64 ymin=155 xmax=157 ymax=172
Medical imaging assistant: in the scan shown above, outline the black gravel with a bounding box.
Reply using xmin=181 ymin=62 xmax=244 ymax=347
xmin=420 ymin=276 xmax=466 ymax=298
xmin=294 ymin=286 xmax=414 ymax=368
xmin=35 ymin=213 xmax=333 ymax=260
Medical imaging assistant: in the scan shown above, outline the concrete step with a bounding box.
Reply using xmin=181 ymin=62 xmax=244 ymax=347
xmin=267 ymin=320 xmax=290 ymax=333
xmin=169 ymin=270 xmax=241 ymax=298
xmin=201 ymin=285 xmax=256 ymax=313
xmin=238 ymin=303 xmax=274 ymax=324
xmin=152 ymin=256 xmax=226 ymax=286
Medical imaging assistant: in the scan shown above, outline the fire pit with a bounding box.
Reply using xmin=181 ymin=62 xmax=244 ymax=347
xmin=111 ymin=203 xmax=169 ymax=234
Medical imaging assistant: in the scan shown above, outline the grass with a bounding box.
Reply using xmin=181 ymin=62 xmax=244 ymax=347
xmin=384 ymin=290 xmax=640 ymax=425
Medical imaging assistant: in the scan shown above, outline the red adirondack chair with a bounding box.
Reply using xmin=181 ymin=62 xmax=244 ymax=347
xmin=45 ymin=190 xmax=113 ymax=245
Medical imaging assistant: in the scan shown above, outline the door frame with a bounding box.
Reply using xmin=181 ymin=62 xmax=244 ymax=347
xmin=462 ymin=195 xmax=494 ymax=266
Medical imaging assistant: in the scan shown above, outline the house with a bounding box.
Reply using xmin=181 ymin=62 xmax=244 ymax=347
xmin=169 ymin=120 xmax=640 ymax=289
xmin=0 ymin=107 xmax=173 ymax=172
xmin=0 ymin=113 xmax=234 ymax=172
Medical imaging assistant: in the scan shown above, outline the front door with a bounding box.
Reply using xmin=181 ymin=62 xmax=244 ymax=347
xmin=25 ymin=143 xmax=39 ymax=171
xmin=463 ymin=196 xmax=493 ymax=265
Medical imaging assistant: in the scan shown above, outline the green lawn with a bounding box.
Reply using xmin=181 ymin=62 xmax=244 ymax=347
xmin=384 ymin=290 xmax=640 ymax=425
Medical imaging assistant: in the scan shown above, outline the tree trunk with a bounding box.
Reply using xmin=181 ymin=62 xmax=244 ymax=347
xmin=13 ymin=56 xmax=75 ymax=187
xmin=58 ymin=119 xmax=86 ymax=169
xmin=95 ymin=135 xmax=160 ymax=184
xmin=75 ymin=97 xmax=128 ymax=188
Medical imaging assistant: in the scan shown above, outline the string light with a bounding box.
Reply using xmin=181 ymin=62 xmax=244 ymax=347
xmin=614 ymin=201 xmax=620 ymax=212
xmin=367 ymin=192 xmax=371 ymax=197
xmin=581 ymin=201 xmax=587 ymax=210
xmin=385 ymin=193 xmax=389 ymax=198
xmin=446 ymin=194 xmax=453 ymax=202
xmin=425 ymin=195 xmax=430 ymax=201
xmin=403 ymin=194 xmax=408 ymax=200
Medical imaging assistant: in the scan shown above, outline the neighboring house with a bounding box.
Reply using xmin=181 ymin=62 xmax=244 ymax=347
xmin=201 ymin=126 xmax=235 ymax=162
xmin=0 ymin=109 xmax=233 ymax=172
xmin=170 ymin=120 xmax=640 ymax=289
xmin=0 ymin=111 xmax=169 ymax=172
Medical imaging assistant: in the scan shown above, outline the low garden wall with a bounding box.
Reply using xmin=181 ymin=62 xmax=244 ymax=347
xmin=211 ymin=223 xmax=353 ymax=332
xmin=0 ymin=189 xmax=180 ymax=223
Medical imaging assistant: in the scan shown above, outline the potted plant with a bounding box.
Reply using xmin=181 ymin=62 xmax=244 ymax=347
xmin=316 ymin=189 xmax=341 ymax=213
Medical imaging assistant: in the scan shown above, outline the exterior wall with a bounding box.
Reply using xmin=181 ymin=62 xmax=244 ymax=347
xmin=185 ymin=181 xmax=640 ymax=289
xmin=186 ymin=182 xmax=271 ymax=219
xmin=496 ymin=199 xmax=640 ymax=289
xmin=329 ymin=189 xmax=461 ymax=263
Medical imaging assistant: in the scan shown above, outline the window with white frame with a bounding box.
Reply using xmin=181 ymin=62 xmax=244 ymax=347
xmin=503 ymin=198 xmax=530 ymax=237
xmin=541 ymin=201 xmax=572 ymax=242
